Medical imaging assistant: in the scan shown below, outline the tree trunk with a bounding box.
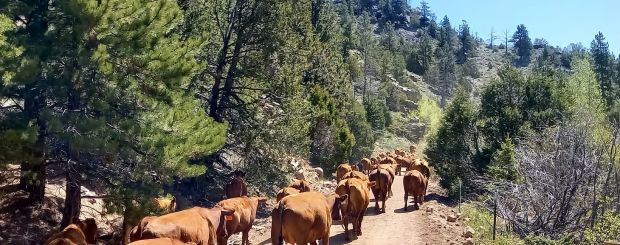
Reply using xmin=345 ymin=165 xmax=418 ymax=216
xmin=20 ymin=87 xmax=47 ymax=203
xmin=60 ymin=164 xmax=82 ymax=228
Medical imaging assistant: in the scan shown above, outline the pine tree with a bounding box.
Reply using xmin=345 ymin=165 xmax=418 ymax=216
xmin=0 ymin=0 xmax=227 ymax=226
xmin=425 ymin=88 xmax=478 ymax=195
xmin=438 ymin=16 xmax=455 ymax=49
xmin=457 ymin=20 xmax=475 ymax=64
xmin=419 ymin=1 xmax=433 ymax=27
xmin=512 ymin=24 xmax=533 ymax=66
xmin=590 ymin=32 xmax=617 ymax=107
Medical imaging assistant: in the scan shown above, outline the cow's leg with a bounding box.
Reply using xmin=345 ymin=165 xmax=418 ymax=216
xmin=344 ymin=215 xmax=350 ymax=241
xmin=321 ymin=234 xmax=330 ymax=245
xmin=356 ymin=212 xmax=364 ymax=236
xmin=374 ymin=195 xmax=380 ymax=214
xmin=382 ymin=195 xmax=387 ymax=213
xmin=404 ymin=191 xmax=408 ymax=211
xmin=242 ymin=228 xmax=250 ymax=245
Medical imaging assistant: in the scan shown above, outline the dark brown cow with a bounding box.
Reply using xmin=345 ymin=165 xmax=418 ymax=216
xmin=128 ymin=238 xmax=194 ymax=245
xmin=403 ymin=170 xmax=428 ymax=211
xmin=335 ymin=178 xmax=375 ymax=241
xmin=336 ymin=163 xmax=353 ymax=181
xmin=378 ymin=164 xmax=396 ymax=197
xmin=271 ymin=192 xmax=346 ymax=245
xmin=134 ymin=207 xmax=234 ymax=245
xmin=45 ymin=218 xmax=97 ymax=245
xmin=225 ymin=171 xmax=248 ymax=198
xmin=217 ymin=197 xmax=267 ymax=245
xmin=276 ymin=187 xmax=300 ymax=202
xmin=368 ymin=168 xmax=393 ymax=213
xmin=287 ymin=179 xmax=313 ymax=192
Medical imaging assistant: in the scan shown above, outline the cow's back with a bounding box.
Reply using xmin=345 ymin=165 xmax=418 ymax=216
xmin=128 ymin=238 xmax=190 ymax=245
xmin=369 ymin=169 xmax=392 ymax=195
xmin=272 ymin=192 xmax=331 ymax=244
xmin=336 ymin=179 xmax=370 ymax=216
xmin=142 ymin=208 xmax=214 ymax=245
xmin=404 ymin=170 xmax=427 ymax=196
xmin=44 ymin=225 xmax=87 ymax=245
xmin=217 ymin=197 xmax=257 ymax=235
xmin=336 ymin=163 xmax=353 ymax=181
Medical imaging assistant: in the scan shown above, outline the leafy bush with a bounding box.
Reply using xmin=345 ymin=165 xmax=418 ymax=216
xmin=410 ymin=96 xmax=443 ymax=137
xmin=486 ymin=138 xmax=520 ymax=181
xmin=584 ymin=213 xmax=620 ymax=244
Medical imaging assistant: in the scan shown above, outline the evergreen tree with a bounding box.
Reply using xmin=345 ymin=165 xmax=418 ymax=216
xmin=419 ymin=1 xmax=433 ymax=27
xmin=590 ymin=32 xmax=617 ymax=107
xmin=438 ymin=16 xmax=456 ymax=49
xmin=512 ymin=24 xmax=533 ymax=66
xmin=425 ymin=88 xmax=478 ymax=195
xmin=0 ymin=0 xmax=227 ymax=228
xmin=480 ymin=66 xmax=526 ymax=150
xmin=457 ymin=20 xmax=475 ymax=64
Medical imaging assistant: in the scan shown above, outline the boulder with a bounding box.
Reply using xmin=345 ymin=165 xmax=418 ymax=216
xmin=463 ymin=226 xmax=475 ymax=238
xmin=447 ymin=214 xmax=457 ymax=222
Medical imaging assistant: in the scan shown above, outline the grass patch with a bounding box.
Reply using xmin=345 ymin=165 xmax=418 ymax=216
xmin=461 ymin=203 xmax=525 ymax=245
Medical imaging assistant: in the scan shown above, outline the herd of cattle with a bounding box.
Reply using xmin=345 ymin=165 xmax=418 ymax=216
xmin=44 ymin=145 xmax=430 ymax=245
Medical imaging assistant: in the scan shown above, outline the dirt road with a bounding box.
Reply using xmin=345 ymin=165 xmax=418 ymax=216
xmin=244 ymin=174 xmax=468 ymax=245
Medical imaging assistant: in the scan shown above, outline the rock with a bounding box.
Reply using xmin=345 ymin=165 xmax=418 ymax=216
xmin=464 ymin=237 xmax=474 ymax=245
xmin=456 ymin=212 xmax=462 ymax=218
xmin=311 ymin=167 xmax=324 ymax=179
xmin=425 ymin=207 xmax=434 ymax=213
xmin=253 ymin=225 xmax=264 ymax=231
xmin=440 ymin=213 xmax=446 ymax=219
xmin=294 ymin=169 xmax=305 ymax=180
xmin=463 ymin=226 xmax=475 ymax=238
xmin=604 ymin=241 xmax=620 ymax=245
xmin=447 ymin=214 xmax=457 ymax=222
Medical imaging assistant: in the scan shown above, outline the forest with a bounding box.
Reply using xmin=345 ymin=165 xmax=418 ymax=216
xmin=1 ymin=0 xmax=620 ymax=244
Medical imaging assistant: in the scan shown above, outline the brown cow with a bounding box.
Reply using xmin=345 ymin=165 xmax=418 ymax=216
xmin=287 ymin=179 xmax=313 ymax=192
xmin=368 ymin=168 xmax=393 ymax=213
xmin=154 ymin=196 xmax=176 ymax=213
xmin=134 ymin=206 xmax=234 ymax=245
xmin=409 ymin=159 xmax=431 ymax=179
xmin=225 ymin=171 xmax=248 ymax=198
xmin=271 ymin=192 xmax=346 ymax=245
xmin=217 ymin=196 xmax=268 ymax=245
xmin=276 ymin=187 xmax=301 ymax=202
xmin=128 ymin=238 xmax=194 ymax=245
xmin=335 ymin=178 xmax=375 ymax=241
xmin=360 ymin=158 xmax=373 ymax=174
xmin=403 ymin=170 xmax=428 ymax=211
xmin=342 ymin=170 xmax=369 ymax=182
xmin=336 ymin=163 xmax=353 ymax=181
xmin=45 ymin=218 xmax=97 ymax=245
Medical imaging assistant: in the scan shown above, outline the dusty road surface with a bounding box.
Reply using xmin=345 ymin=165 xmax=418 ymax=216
xmin=244 ymin=173 xmax=468 ymax=245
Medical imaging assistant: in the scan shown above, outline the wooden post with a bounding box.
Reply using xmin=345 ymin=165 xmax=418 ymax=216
xmin=458 ymin=178 xmax=462 ymax=213
xmin=493 ymin=196 xmax=497 ymax=240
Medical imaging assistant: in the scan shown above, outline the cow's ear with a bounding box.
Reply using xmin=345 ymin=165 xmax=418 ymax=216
xmin=368 ymin=181 xmax=377 ymax=188
xmin=339 ymin=194 xmax=348 ymax=202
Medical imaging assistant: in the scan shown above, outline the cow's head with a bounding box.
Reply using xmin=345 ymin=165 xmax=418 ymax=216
xmin=72 ymin=217 xmax=97 ymax=244
xmin=218 ymin=208 xmax=235 ymax=238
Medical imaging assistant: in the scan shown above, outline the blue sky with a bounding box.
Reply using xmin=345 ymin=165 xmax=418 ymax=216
xmin=408 ymin=0 xmax=620 ymax=55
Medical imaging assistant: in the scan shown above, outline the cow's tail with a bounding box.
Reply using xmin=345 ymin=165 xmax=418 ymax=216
xmin=341 ymin=180 xmax=351 ymax=230
xmin=277 ymin=204 xmax=285 ymax=245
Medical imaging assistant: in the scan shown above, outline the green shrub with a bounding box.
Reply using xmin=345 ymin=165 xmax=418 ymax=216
xmin=584 ymin=213 xmax=620 ymax=244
